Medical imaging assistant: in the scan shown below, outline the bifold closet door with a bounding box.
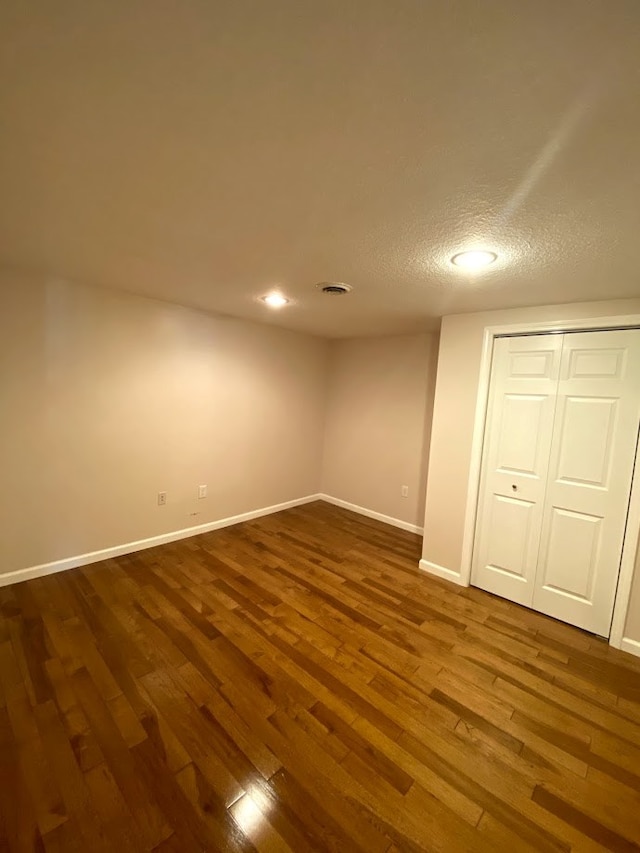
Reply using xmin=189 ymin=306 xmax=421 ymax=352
xmin=471 ymin=334 xmax=563 ymax=606
xmin=533 ymin=329 xmax=640 ymax=635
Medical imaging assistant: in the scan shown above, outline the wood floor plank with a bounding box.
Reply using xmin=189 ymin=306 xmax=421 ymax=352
xmin=83 ymin=762 xmax=141 ymax=853
xmin=3 ymin=687 xmax=67 ymax=837
xmin=34 ymin=700 xmax=114 ymax=853
xmin=0 ymin=704 xmax=46 ymax=852
xmin=70 ymin=666 xmax=171 ymax=848
xmin=1 ymin=500 xmax=639 ymax=851
xmin=532 ymin=785 xmax=640 ymax=852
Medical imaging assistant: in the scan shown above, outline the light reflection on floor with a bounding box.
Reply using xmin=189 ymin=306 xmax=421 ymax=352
xmin=229 ymin=784 xmax=272 ymax=840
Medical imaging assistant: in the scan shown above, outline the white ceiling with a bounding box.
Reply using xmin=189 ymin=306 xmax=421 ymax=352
xmin=1 ymin=1 xmax=640 ymax=338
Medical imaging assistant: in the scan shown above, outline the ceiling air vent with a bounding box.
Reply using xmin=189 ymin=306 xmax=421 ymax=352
xmin=316 ymin=281 xmax=353 ymax=295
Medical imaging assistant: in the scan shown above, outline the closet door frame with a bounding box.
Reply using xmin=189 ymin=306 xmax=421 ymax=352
xmin=458 ymin=314 xmax=640 ymax=653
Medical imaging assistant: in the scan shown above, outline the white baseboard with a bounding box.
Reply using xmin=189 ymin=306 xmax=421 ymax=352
xmin=318 ymin=494 xmax=423 ymax=535
xmin=418 ymin=558 xmax=468 ymax=587
xmin=620 ymin=637 xmax=640 ymax=659
xmin=0 ymin=494 xmax=322 ymax=589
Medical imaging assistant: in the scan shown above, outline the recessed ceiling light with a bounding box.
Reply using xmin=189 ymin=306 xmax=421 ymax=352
xmin=451 ymin=250 xmax=498 ymax=270
xmin=261 ymin=293 xmax=289 ymax=308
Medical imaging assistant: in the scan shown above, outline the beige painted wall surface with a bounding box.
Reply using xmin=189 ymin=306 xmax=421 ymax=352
xmin=322 ymin=334 xmax=437 ymax=528
xmin=0 ymin=272 xmax=328 ymax=574
xmin=422 ymin=298 xmax=640 ymax=642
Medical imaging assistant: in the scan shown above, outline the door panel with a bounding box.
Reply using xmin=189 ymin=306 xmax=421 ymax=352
xmin=484 ymin=494 xmax=535 ymax=581
xmin=568 ymin=347 xmax=627 ymax=380
xmin=555 ymin=397 xmax=617 ymax=489
xmin=539 ymin=507 xmax=602 ymax=601
xmin=509 ymin=349 xmax=558 ymax=378
xmin=533 ymin=330 xmax=640 ymax=635
xmin=471 ymin=335 xmax=562 ymax=605
xmin=496 ymin=394 xmax=548 ymax=477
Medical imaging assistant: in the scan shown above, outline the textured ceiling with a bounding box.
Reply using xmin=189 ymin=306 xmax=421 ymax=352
xmin=1 ymin=1 xmax=640 ymax=338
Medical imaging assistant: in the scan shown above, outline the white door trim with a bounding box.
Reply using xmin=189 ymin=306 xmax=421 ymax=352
xmin=458 ymin=313 xmax=640 ymax=648
xmin=609 ymin=427 xmax=640 ymax=647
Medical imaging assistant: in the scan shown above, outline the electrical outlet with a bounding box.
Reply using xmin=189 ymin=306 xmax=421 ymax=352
xmin=401 ymin=485 xmax=409 ymax=498
xmin=157 ymin=491 xmax=167 ymax=506
xmin=198 ymin=484 xmax=207 ymax=499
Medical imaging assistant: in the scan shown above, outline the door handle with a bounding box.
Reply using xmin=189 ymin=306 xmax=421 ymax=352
xmin=511 ymin=484 xmax=518 ymax=492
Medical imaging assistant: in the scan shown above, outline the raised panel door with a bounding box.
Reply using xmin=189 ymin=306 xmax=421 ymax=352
xmin=471 ymin=335 xmax=562 ymax=605
xmin=533 ymin=329 xmax=640 ymax=635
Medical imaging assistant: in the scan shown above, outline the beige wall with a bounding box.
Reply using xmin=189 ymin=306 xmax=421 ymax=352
xmin=422 ymin=298 xmax=640 ymax=642
xmin=0 ymin=272 xmax=328 ymax=574
xmin=322 ymin=334 xmax=438 ymax=528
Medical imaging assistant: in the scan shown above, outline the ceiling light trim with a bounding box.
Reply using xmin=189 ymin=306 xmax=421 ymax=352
xmin=261 ymin=293 xmax=290 ymax=308
xmin=450 ymin=250 xmax=498 ymax=270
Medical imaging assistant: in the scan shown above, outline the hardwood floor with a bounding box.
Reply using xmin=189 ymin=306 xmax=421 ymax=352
xmin=1 ymin=500 xmax=640 ymax=852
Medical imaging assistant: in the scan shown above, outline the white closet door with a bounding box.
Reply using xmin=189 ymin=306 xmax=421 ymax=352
xmin=533 ymin=329 xmax=640 ymax=635
xmin=471 ymin=335 xmax=562 ymax=605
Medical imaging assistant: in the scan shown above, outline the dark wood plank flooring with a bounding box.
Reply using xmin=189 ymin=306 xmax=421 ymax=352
xmin=1 ymin=500 xmax=640 ymax=852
